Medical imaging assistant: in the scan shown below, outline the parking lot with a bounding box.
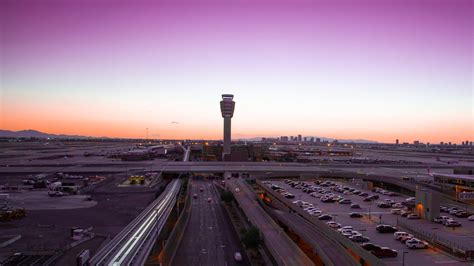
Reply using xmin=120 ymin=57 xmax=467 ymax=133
xmin=270 ymin=179 xmax=471 ymax=265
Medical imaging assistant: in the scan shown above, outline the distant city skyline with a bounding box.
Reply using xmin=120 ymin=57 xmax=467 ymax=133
xmin=1 ymin=0 xmax=472 ymax=143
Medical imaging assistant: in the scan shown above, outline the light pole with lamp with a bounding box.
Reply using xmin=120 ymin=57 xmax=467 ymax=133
xmin=402 ymin=251 xmax=408 ymax=266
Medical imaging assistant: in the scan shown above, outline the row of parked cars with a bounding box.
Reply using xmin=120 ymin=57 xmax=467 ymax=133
xmin=267 ymin=183 xmax=296 ymax=199
xmin=292 ymin=200 xmax=334 ymax=220
xmin=325 ymin=223 xmax=372 ymax=243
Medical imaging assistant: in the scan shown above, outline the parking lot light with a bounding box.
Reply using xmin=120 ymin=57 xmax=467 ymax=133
xmin=402 ymin=251 xmax=408 ymax=266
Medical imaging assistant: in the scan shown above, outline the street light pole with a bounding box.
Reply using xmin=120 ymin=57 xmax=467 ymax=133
xmin=402 ymin=251 xmax=408 ymax=266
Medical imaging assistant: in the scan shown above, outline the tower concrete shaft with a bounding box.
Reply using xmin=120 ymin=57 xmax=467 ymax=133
xmin=220 ymin=94 xmax=235 ymax=161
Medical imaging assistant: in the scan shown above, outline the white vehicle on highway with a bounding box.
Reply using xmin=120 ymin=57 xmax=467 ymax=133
xmin=406 ymin=238 xmax=428 ymax=249
xmin=234 ymin=252 xmax=243 ymax=262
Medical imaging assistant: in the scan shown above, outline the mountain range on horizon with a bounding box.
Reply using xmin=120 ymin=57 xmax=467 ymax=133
xmin=0 ymin=129 xmax=379 ymax=143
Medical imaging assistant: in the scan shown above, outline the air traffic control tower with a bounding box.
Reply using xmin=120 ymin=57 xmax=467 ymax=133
xmin=220 ymin=94 xmax=235 ymax=161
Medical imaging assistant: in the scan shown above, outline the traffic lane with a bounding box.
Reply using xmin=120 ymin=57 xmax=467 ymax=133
xmin=173 ymin=179 xmax=245 ymax=266
xmin=272 ymin=180 xmax=466 ymax=265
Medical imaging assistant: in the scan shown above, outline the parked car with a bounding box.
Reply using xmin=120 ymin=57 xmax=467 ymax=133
xmin=401 ymin=210 xmax=412 ymax=217
xmin=377 ymin=202 xmax=391 ymax=208
xmin=376 ymin=224 xmax=398 ymax=233
xmin=326 ymin=221 xmax=341 ymax=229
xmin=318 ymin=214 xmax=333 ymax=220
xmin=339 ymin=199 xmax=352 ymax=204
xmin=455 ymin=211 xmax=471 ymax=218
xmin=349 ymin=235 xmax=370 ymax=243
xmin=434 ymin=216 xmax=450 ymax=223
xmin=337 ymin=226 xmax=353 ymax=232
xmin=350 ymin=204 xmax=361 ymax=209
xmin=394 ymin=232 xmax=413 ymax=241
xmin=406 ymin=238 xmax=428 ymax=249
xmin=407 ymin=214 xmax=420 ymax=219
xmin=350 ymin=212 xmax=363 ymax=218
xmin=468 ymin=215 xmax=474 ymax=221
xmin=361 ymin=243 xmax=381 ymax=251
xmin=399 ymin=234 xmax=414 ymax=243
xmin=371 ymin=247 xmax=398 ymax=258
xmin=390 ymin=209 xmax=402 ymax=215
xmin=444 ymin=220 xmax=462 ymax=227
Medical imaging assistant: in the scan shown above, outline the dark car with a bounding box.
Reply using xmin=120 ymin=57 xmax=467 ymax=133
xmin=318 ymin=214 xmax=333 ymax=220
xmin=350 ymin=204 xmax=361 ymax=209
xmin=368 ymin=194 xmax=380 ymax=200
xmin=371 ymin=247 xmax=398 ymax=258
xmin=359 ymin=192 xmax=369 ymax=197
xmin=377 ymin=202 xmax=392 ymax=208
xmin=376 ymin=224 xmax=398 ymax=233
xmin=455 ymin=211 xmax=471 ymax=218
xmin=350 ymin=212 xmax=363 ymax=218
xmin=363 ymin=197 xmax=373 ymax=202
xmin=349 ymin=235 xmax=370 ymax=243
xmin=361 ymin=243 xmax=381 ymax=251
xmin=321 ymin=198 xmax=336 ymax=203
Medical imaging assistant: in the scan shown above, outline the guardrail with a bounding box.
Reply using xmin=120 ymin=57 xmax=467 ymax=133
xmin=397 ymin=219 xmax=474 ymax=260
xmin=161 ymin=180 xmax=192 ymax=266
xmin=256 ymin=180 xmax=384 ymax=266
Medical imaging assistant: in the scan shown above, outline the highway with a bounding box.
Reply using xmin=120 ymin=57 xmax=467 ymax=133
xmin=89 ymin=178 xmax=181 ymax=266
xmin=173 ymin=179 xmax=248 ymax=266
xmin=227 ymin=178 xmax=314 ymax=266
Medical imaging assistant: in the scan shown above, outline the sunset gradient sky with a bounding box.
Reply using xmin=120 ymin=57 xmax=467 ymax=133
xmin=1 ymin=0 xmax=472 ymax=143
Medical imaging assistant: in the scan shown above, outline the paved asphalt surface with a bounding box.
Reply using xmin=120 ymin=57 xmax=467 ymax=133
xmin=227 ymin=178 xmax=314 ymax=266
xmin=173 ymin=179 xmax=248 ymax=266
xmin=272 ymin=179 xmax=469 ymax=265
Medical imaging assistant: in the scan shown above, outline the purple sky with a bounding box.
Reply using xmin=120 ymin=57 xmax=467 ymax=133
xmin=1 ymin=0 xmax=472 ymax=142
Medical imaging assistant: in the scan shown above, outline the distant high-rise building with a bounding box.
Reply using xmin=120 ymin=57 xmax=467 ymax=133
xmin=303 ymin=137 xmax=307 ymax=142
xmin=281 ymin=136 xmax=289 ymax=142
xmin=310 ymin=137 xmax=314 ymax=142
xmin=466 ymin=140 xmax=469 ymax=146
xmin=414 ymin=140 xmax=420 ymax=145
xmin=298 ymin=135 xmax=302 ymax=142
xmin=316 ymin=138 xmax=321 ymax=143
xmin=395 ymin=139 xmax=399 ymax=145
xmin=220 ymin=94 xmax=235 ymax=161
xmin=470 ymin=142 xmax=473 ymax=146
